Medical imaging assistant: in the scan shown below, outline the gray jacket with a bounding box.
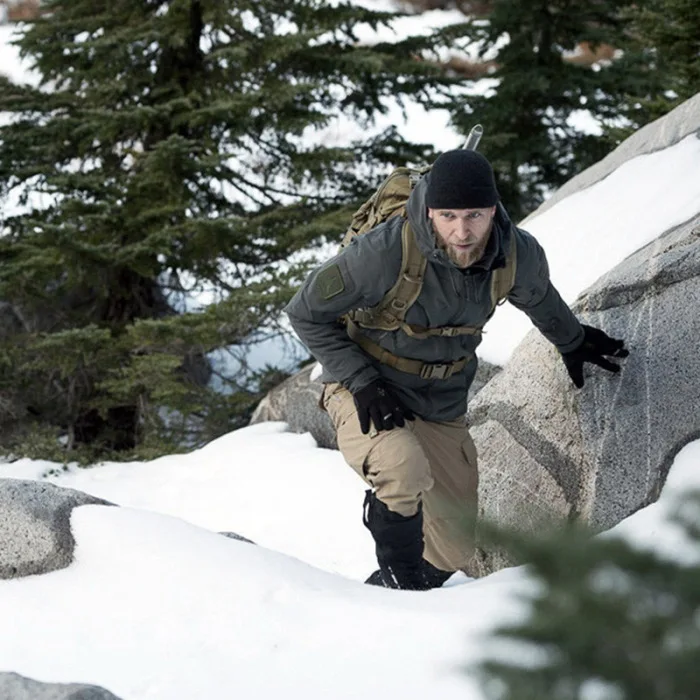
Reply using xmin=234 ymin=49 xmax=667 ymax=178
xmin=284 ymin=174 xmax=583 ymax=421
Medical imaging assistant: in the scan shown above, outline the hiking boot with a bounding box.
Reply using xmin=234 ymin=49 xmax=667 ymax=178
xmin=365 ymin=559 xmax=453 ymax=589
xmin=362 ymin=490 xmax=452 ymax=591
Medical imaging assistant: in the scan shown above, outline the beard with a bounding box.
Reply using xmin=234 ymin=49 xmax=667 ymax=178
xmin=434 ymin=224 xmax=492 ymax=269
xmin=444 ymin=238 xmax=489 ymax=268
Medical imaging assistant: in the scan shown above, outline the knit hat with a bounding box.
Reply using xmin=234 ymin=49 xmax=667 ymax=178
xmin=425 ymin=149 xmax=499 ymax=209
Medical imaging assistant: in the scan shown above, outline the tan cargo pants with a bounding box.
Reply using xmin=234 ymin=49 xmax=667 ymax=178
xmin=322 ymin=382 xmax=479 ymax=572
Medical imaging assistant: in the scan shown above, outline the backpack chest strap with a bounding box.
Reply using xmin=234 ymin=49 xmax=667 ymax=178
xmin=346 ymin=320 xmax=469 ymax=380
xmin=400 ymin=321 xmax=483 ymax=339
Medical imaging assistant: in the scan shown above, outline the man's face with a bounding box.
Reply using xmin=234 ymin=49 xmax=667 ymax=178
xmin=428 ymin=206 xmax=496 ymax=268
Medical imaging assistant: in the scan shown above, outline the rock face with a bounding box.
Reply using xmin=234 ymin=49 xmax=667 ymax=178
xmin=0 ymin=673 xmax=122 ymax=700
xmin=249 ymin=363 xmax=337 ymax=449
xmin=0 ymin=479 xmax=113 ymax=579
xmin=467 ymin=97 xmax=700 ymax=575
xmin=219 ymin=531 xmax=256 ymax=544
xmin=468 ymin=359 xmax=501 ymax=398
xmin=249 ymin=359 xmax=502 ymax=448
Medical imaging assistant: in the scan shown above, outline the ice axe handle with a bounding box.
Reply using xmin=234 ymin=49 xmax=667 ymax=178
xmin=462 ymin=124 xmax=483 ymax=151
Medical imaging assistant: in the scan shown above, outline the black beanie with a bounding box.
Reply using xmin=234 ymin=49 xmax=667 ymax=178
xmin=425 ymin=149 xmax=499 ymax=209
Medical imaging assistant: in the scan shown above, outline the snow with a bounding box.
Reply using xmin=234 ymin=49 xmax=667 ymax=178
xmin=2 ymin=425 xmax=699 ymax=699
xmin=1 ymin=7 xmax=699 ymax=699
xmin=0 ymin=24 xmax=40 ymax=88
xmin=0 ymin=502 xmax=531 ymax=699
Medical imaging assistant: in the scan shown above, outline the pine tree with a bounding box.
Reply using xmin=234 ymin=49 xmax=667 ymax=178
xmin=439 ymin=0 xmax=638 ymax=221
xmin=478 ymin=491 xmax=700 ymax=700
xmin=0 ymin=0 xmax=461 ymax=459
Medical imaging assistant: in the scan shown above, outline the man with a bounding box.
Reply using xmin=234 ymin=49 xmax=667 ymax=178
xmin=284 ymin=149 xmax=628 ymax=591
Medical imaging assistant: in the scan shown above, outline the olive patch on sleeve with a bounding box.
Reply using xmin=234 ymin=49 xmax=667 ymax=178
xmin=315 ymin=264 xmax=345 ymax=300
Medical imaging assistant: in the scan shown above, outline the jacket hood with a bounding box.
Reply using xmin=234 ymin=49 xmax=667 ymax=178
xmin=406 ymin=171 xmax=512 ymax=272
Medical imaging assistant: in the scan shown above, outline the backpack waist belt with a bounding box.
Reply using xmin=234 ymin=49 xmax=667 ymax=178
xmin=346 ymin=320 xmax=469 ymax=380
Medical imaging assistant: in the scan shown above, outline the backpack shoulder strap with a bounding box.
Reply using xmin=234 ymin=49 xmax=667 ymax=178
xmin=349 ymin=220 xmax=426 ymax=331
xmin=490 ymin=231 xmax=518 ymax=309
xmin=381 ymin=220 xmax=426 ymax=323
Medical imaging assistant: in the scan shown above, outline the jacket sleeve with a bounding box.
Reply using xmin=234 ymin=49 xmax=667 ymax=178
xmin=507 ymin=227 xmax=584 ymax=353
xmin=284 ymin=228 xmax=401 ymax=393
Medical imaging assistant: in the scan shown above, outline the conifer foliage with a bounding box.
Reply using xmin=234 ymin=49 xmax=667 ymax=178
xmin=0 ymin=0 xmax=453 ymax=458
xmin=441 ymin=0 xmax=638 ymax=220
xmin=479 ymin=492 xmax=700 ymax=700
xmin=609 ymin=0 xmax=700 ymax=136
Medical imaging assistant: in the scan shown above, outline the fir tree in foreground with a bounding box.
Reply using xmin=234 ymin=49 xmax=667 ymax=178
xmin=478 ymin=490 xmax=700 ymax=700
xmin=0 ymin=0 xmax=460 ymax=459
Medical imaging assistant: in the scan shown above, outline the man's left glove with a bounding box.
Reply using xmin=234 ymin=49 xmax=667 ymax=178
xmin=352 ymin=380 xmax=415 ymax=435
xmin=561 ymin=324 xmax=629 ymax=388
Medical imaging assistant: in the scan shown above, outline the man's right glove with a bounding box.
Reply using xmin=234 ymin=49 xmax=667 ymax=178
xmin=561 ymin=324 xmax=629 ymax=388
xmin=352 ymin=380 xmax=415 ymax=435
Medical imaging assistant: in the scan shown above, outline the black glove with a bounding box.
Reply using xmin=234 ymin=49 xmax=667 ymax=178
xmin=352 ymin=380 xmax=415 ymax=435
xmin=561 ymin=324 xmax=629 ymax=388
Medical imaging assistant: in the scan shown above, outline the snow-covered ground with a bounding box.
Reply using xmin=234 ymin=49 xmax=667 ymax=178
xmin=2 ymin=426 xmax=700 ymax=700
